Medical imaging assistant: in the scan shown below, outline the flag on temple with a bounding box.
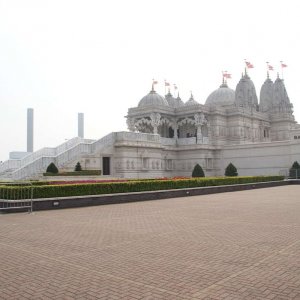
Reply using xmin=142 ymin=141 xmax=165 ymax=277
xmin=165 ymin=81 xmax=170 ymax=86
xmin=223 ymin=73 xmax=232 ymax=79
xmin=281 ymin=63 xmax=287 ymax=68
xmin=268 ymin=65 xmax=274 ymax=71
xmin=245 ymin=61 xmax=254 ymax=68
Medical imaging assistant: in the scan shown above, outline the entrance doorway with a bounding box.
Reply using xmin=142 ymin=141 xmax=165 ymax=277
xmin=102 ymin=157 xmax=110 ymax=175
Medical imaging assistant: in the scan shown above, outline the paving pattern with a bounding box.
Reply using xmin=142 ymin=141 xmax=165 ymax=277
xmin=0 ymin=186 xmax=299 ymax=300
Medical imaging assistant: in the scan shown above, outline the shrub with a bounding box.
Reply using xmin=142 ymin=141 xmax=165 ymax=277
xmin=225 ymin=163 xmax=238 ymax=176
xmin=192 ymin=164 xmax=205 ymax=177
xmin=43 ymin=170 xmax=101 ymax=176
xmin=0 ymin=176 xmax=284 ymax=199
xmin=289 ymin=161 xmax=300 ymax=178
xmin=46 ymin=162 xmax=58 ymax=174
xmin=75 ymin=162 xmax=82 ymax=171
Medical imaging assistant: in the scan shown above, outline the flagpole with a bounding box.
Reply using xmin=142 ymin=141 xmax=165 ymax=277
xmin=280 ymin=61 xmax=283 ymax=80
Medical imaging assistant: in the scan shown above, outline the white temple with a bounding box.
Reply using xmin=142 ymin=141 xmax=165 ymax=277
xmin=1 ymin=71 xmax=300 ymax=180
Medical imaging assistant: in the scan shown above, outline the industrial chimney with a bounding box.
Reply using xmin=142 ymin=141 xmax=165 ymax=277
xmin=27 ymin=108 xmax=34 ymax=152
xmin=78 ymin=113 xmax=84 ymax=138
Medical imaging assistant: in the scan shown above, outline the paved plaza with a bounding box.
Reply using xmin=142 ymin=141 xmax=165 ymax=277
xmin=0 ymin=186 xmax=299 ymax=300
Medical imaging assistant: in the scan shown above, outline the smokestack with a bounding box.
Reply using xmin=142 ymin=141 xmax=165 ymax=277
xmin=78 ymin=113 xmax=84 ymax=138
xmin=27 ymin=108 xmax=34 ymax=152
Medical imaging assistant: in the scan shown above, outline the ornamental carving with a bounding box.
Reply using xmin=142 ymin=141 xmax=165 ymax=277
xmin=126 ymin=117 xmax=136 ymax=132
xmin=194 ymin=113 xmax=207 ymax=126
xmin=177 ymin=117 xmax=195 ymax=126
xmin=150 ymin=113 xmax=161 ymax=134
xmin=150 ymin=113 xmax=161 ymax=127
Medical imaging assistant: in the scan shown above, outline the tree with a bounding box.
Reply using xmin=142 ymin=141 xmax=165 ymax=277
xmin=225 ymin=163 xmax=238 ymax=177
xmin=289 ymin=161 xmax=300 ymax=179
xmin=192 ymin=164 xmax=205 ymax=177
xmin=46 ymin=162 xmax=59 ymax=174
xmin=75 ymin=162 xmax=82 ymax=172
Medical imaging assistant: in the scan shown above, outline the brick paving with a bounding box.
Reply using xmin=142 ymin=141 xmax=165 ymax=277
xmin=0 ymin=186 xmax=299 ymax=300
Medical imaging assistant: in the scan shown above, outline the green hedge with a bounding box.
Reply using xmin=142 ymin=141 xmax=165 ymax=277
xmin=43 ymin=170 xmax=101 ymax=176
xmin=0 ymin=176 xmax=284 ymax=199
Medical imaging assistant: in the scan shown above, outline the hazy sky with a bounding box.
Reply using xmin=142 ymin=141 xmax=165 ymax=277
xmin=0 ymin=0 xmax=299 ymax=161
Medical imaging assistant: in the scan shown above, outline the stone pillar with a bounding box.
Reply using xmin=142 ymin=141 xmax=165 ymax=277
xmin=195 ymin=113 xmax=207 ymax=144
xmin=150 ymin=113 xmax=161 ymax=135
xmin=172 ymin=118 xmax=178 ymax=139
xmin=196 ymin=125 xmax=202 ymax=143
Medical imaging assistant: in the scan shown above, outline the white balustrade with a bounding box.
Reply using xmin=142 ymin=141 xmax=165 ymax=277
xmin=160 ymin=137 xmax=176 ymax=146
xmin=0 ymin=160 xmax=21 ymax=173
xmin=177 ymin=137 xmax=197 ymax=145
xmin=115 ymin=132 xmax=160 ymax=143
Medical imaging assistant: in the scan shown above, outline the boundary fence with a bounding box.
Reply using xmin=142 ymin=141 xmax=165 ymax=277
xmin=0 ymin=182 xmax=33 ymax=212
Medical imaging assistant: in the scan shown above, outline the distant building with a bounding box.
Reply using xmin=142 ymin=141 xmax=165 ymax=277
xmin=78 ymin=113 xmax=84 ymax=138
xmin=1 ymin=72 xmax=300 ymax=180
xmin=27 ymin=108 xmax=34 ymax=152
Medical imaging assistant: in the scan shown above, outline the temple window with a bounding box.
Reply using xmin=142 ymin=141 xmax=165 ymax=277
xmin=142 ymin=158 xmax=149 ymax=169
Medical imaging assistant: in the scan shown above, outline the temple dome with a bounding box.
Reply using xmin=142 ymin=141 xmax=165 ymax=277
xmin=259 ymin=75 xmax=273 ymax=112
xmin=165 ymin=91 xmax=184 ymax=108
xmin=138 ymin=89 xmax=169 ymax=107
xmin=235 ymin=72 xmax=258 ymax=108
xmin=205 ymin=82 xmax=235 ymax=106
xmin=185 ymin=94 xmax=199 ymax=106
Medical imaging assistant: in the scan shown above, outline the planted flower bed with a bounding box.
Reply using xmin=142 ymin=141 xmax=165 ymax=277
xmin=0 ymin=176 xmax=284 ymax=199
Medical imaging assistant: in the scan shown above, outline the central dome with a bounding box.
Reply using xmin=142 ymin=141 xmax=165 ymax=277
xmin=138 ymin=90 xmax=169 ymax=107
xmin=205 ymin=82 xmax=235 ymax=106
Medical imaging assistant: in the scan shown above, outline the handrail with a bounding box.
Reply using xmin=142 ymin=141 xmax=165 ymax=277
xmin=0 ymin=137 xmax=90 ymax=174
xmin=11 ymin=133 xmax=115 ymax=180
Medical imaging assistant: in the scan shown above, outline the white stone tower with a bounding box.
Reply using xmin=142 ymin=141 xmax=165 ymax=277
xmin=27 ymin=108 xmax=34 ymax=152
xmin=78 ymin=113 xmax=84 ymax=138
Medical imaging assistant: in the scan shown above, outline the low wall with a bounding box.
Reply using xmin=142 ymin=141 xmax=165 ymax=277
xmin=32 ymin=180 xmax=296 ymax=211
xmin=2 ymin=180 xmax=299 ymax=213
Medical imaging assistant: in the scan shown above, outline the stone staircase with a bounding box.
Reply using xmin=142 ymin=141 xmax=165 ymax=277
xmin=6 ymin=133 xmax=116 ymax=180
xmin=0 ymin=134 xmax=115 ymax=180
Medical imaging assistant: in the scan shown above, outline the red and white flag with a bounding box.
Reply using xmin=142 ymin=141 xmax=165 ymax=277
xmin=165 ymin=81 xmax=170 ymax=87
xmin=222 ymin=71 xmax=232 ymax=79
xmin=152 ymin=80 xmax=158 ymax=85
xmin=245 ymin=61 xmax=254 ymax=68
xmin=223 ymin=73 xmax=232 ymax=79
xmin=281 ymin=63 xmax=287 ymax=68
xmin=268 ymin=65 xmax=274 ymax=71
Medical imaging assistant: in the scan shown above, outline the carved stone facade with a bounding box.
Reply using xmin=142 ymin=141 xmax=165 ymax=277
xmin=1 ymin=73 xmax=300 ymax=180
